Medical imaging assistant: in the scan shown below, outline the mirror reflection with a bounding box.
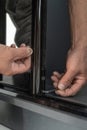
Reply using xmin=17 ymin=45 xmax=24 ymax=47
xmin=2 ymin=0 xmax=33 ymax=93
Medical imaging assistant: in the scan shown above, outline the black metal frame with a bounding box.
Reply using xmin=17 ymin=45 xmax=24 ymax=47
xmin=0 ymin=0 xmax=6 ymax=81
xmin=32 ymin=0 xmax=47 ymax=95
xmin=0 ymin=0 xmax=6 ymax=44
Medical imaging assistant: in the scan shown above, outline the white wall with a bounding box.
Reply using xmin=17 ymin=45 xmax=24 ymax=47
xmin=6 ymin=14 xmax=16 ymax=46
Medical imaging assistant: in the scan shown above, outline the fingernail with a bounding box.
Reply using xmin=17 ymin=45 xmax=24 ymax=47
xmin=53 ymin=82 xmax=58 ymax=88
xmin=21 ymin=43 xmax=26 ymax=47
xmin=11 ymin=44 xmax=16 ymax=48
xmin=58 ymin=83 xmax=65 ymax=90
xmin=51 ymin=76 xmax=54 ymax=80
xmin=27 ymin=48 xmax=33 ymax=56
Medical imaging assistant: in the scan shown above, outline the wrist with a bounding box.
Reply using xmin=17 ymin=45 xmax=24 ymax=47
xmin=71 ymin=39 xmax=87 ymax=50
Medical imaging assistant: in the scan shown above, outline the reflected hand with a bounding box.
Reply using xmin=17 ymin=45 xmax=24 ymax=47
xmin=0 ymin=44 xmax=33 ymax=75
xmin=51 ymin=47 xmax=87 ymax=97
xmin=11 ymin=43 xmax=32 ymax=74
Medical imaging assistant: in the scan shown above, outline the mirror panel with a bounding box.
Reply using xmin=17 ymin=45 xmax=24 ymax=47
xmin=0 ymin=0 xmax=33 ymax=94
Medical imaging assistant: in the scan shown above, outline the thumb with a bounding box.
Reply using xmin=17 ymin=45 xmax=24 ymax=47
xmin=58 ymin=70 xmax=77 ymax=90
xmin=11 ymin=47 xmax=33 ymax=60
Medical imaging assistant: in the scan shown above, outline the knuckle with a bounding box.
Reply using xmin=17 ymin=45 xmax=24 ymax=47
xmin=5 ymin=72 xmax=12 ymax=76
xmin=4 ymin=70 xmax=15 ymax=76
xmin=7 ymin=48 xmax=14 ymax=60
xmin=68 ymin=68 xmax=77 ymax=74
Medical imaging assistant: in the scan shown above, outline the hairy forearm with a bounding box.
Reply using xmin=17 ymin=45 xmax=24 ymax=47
xmin=69 ymin=0 xmax=87 ymax=48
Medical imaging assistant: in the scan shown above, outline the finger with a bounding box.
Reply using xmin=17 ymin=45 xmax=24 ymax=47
xmin=12 ymin=57 xmax=31 ymax=75
xmin=23 ymin=56 xmax=31 ymax=70
xmin=51 ymin=71 xmax=60 ymax=82
xmin=53 ymin=82 xmax=58 ymax=88
xmin=53 ymin=71 xmax=61 ymax=78
xmin=51 ymin=75 xmax=59 ymax=82
xmin=20 ymin=43 xmax=26 ymax=47
xmin=53 ymin=71 xmax=64 ymax=80
xmin=58 ymin=70 xmax=77 ymax=90
xmin=10 ymin=44 xmax=16 ymax=48
xmin=18 ymin=57 xmax=31 ymax=73
xmin=52 ymin=71 xmax=61 ymax=82
xmin=11 ymin=47 xmax=33 ymax=60
xmin=51 ymin=72 xmax=63 ymax=88
xmin=55 ymin=79 xmax=86 ymax=97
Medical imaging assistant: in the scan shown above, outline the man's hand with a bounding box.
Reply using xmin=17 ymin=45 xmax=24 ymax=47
xmin=0 ymin=44 xmax=33 ymax=75
xmin=51 ymin=0 xmax=87 ymax=97
xmin=51 ymin=47 xmax=87 ymax=97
